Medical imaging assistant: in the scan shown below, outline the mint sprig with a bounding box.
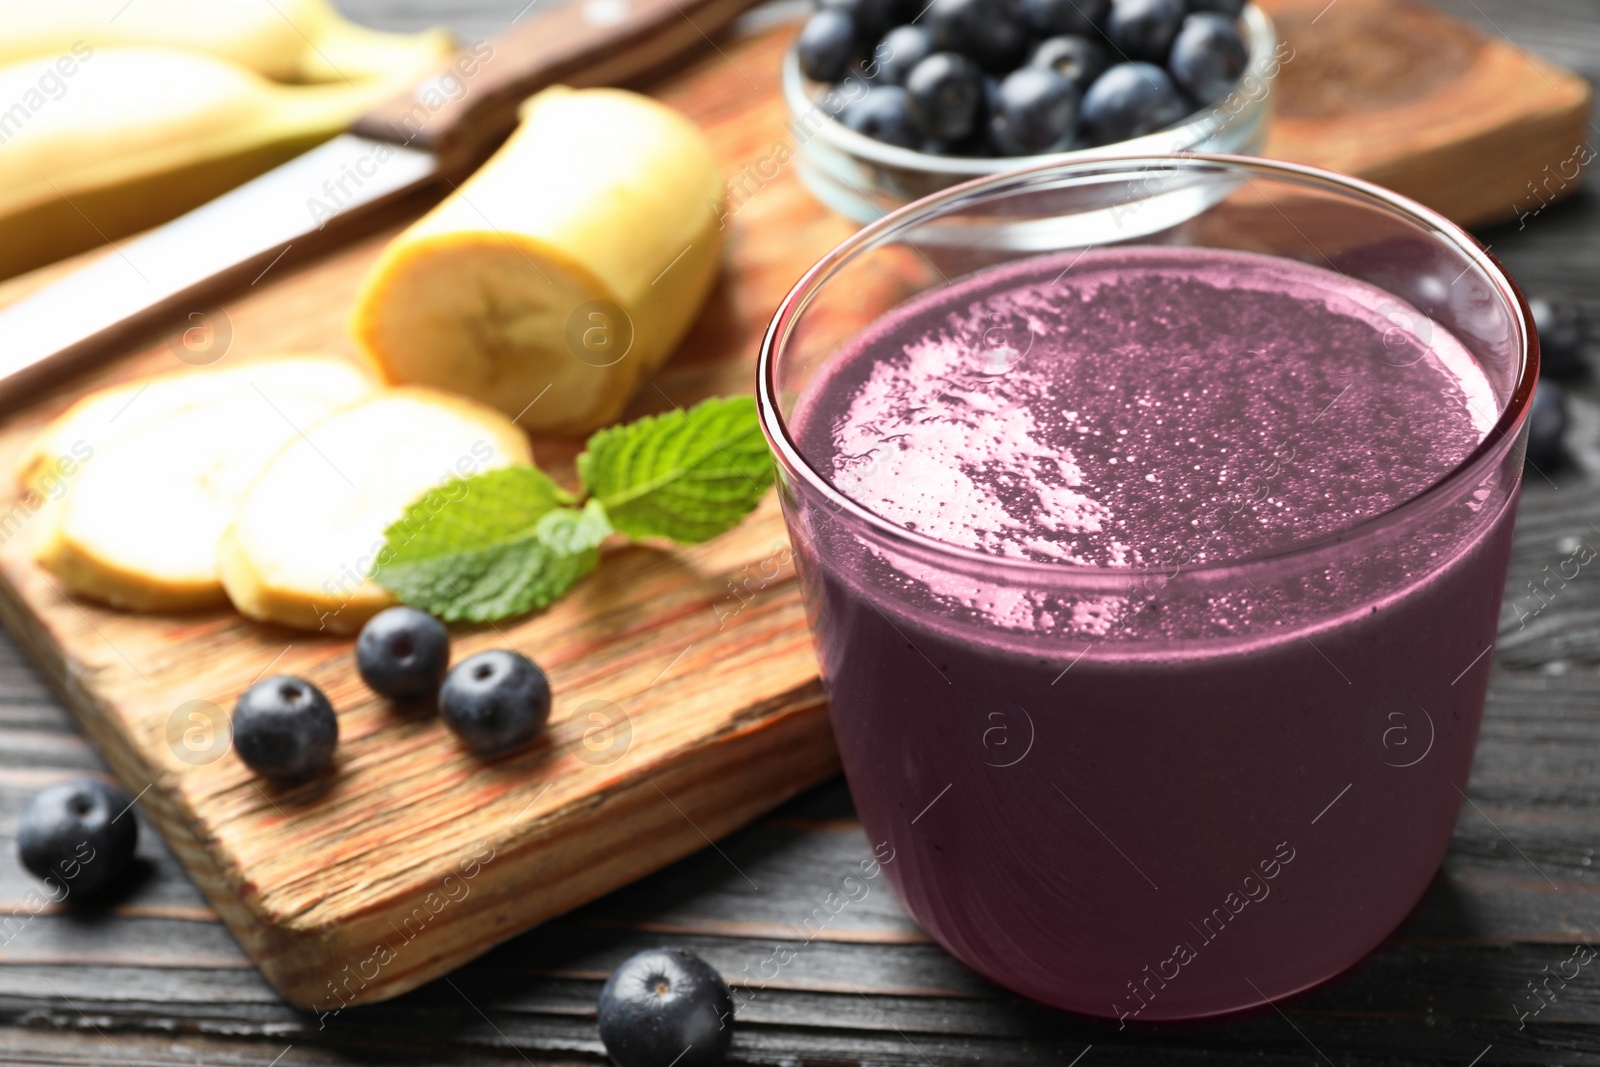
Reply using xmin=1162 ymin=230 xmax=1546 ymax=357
xmin=372 ymin=397 xmax=772 ymax=623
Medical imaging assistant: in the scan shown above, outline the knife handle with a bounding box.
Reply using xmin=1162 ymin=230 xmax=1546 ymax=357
xmin=351 ymin=0 xmax=759 ymax=168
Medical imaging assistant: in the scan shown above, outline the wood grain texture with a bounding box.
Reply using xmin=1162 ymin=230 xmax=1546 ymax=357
xmin=1260 ymin=0 xmax=1593 ymax=226
xmin=0 ymin=0 xmax=1595 ymax=1058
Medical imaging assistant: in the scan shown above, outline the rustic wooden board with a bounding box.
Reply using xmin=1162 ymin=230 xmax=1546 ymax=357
xmin=0 ymin=0 xmax=1588 ymax=1016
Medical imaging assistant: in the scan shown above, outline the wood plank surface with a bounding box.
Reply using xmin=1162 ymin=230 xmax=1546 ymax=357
xmin=0 ymin=0 xmax=1596 ymax=1061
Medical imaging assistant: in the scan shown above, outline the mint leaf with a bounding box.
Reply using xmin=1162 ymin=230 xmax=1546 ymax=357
xmin=577 ymin=395 xmax=773 ymax=543
xmin=373 ymin=468 xmax=608 ymax=623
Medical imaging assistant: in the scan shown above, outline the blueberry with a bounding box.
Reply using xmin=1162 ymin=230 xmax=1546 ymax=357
xmin=357 ymin=606 xmax=450 ymax=702
xmin=1187 ymin=0 xmax=1245 ymax=14
xmin=439 ymin=650 xmax=551 ymax=756
xmin=1079 ymin=61 xmax=1188 ymax=143
xmin=1530 ymin=298 xmax=1590 ymax=382
xmin=926 ymin=0 xmax=1031 ymax=72
xmin=18 ymin=779 xmax=138 ymax=899
xmin=1167 ymin=12 xmax=1246 ymax=104
xmin=797 ymin=9 xmax=857 ymax=82
xmin=1104 ymin=0 xmax=1186 ymax=62
xmin=1526 ymin=381 xmax=1567 ymax=469
xmin=839 ymin=85 xmax=920 ymax=147
xmin=821 ymin=0 xmax=900 ymax=48
xmin=905 ymin=52 xmax=985 ymax=140
xmin=1029 ymin=35 xmax=1110 ymax=91
xmin=989 ymin=67 xmax=1079 ymax=154
xmin=1016 ymin=0 xmax=1109 ymax=35
xmin=233 ymin=676 xmax=338 ymax=780
xmin=870 ymin=24 xmax=936 ymax=84
xmin=597 ymin=948 xmax=735 ymax=1067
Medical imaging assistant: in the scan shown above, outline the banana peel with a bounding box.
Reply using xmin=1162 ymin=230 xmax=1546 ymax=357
xmin=0 ymin=0 xmax=453 ymax=86
xmin=350 ymin=86 xmax=727 ymax=437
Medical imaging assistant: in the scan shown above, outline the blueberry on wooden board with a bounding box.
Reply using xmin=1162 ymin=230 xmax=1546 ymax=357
xmin=1105 ymin=0 xmax=1187 ymax=62
xmin=357 ymin=606 xmax=451 ymax=702
xmin=840 ymin=86 xmax=921 ymax=147
xmin=1168 ymin=12 xmax=1247 ymax=104
xmin=797 ymin=9 xmax=857 ymax=82
xmin=871 ymin=24 xmax=936 ymax=85
xmin=18 ymin=779 xmax=138 ymax=899
xmin=1526 ymin=381 xmax=1568 ymax=469
xmin=597 ymin=948 xmax=735 ymax=1067
xmin=906 ymin=51 xmax=986 ymax=140
xmin=439 ymin=650 xmax=551 ymax=757
xmin=1530 ymin=297 xmax=1590 ymax=381
xmin=1030 ymin=34 xmax=1110 ymax=91
xmin=233 ymin=676 xmax=339 ymax=780
xmin=1079 ymin=61 xmax=1187 ymax=143
xmin=989 ymin=67 xmax=1080 ymax=154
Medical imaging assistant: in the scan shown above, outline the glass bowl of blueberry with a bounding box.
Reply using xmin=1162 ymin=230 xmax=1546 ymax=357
xmin=784 ymin=0 xmax=1280 ymax=222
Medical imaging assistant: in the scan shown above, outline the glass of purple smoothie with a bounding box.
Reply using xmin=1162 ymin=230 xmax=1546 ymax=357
xmin=757 ymin=155 xmax=1537 ymax=1021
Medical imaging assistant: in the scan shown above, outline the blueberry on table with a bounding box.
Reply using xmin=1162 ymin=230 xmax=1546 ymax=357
xmin=1526 ymin=381 xmax=1568 ymax=469
xmin=439 ymin=650 xmax=552 ymax=757
xmin=356 ymin=606 xmax=451 ymax=702
xmin=18 ymin=779 xmax=138 ymax=899
xmin=821 ymin=0 xmax=900 ymax=49
xmin=1167 ymin=12 xmax=1247 ymax=104
xmin=905 ymin=52 xmax=985 ymax=141
xmin=871 ymin=24 xmax=936 ymax=85
xmin=1029 ymin=35 xmax=1110 ymax=91
xmin=233 ymin=676 xmax=339 ymax=781
xmin=926 ymin=0 xmax=1031 ymax=72
xmin=797 ymin=9 xmax=857 ymax=82
xmin=839 ymin=86 xmax=921 ymax=147
xmin=990 ymin=67 xmax=1080 ymax=154
xmin=1104 ymin=0 xmax=1187 ymax=63
xmin=1186 ymin=0 xmax=1246 ymax=15
xmin=1079 ymin=61 xmax=1188 ymax=144
xmin=1529 ymin=297 xmax=1590 ymax=381
xmin=1016 ymin=0 xmax=1109 ymax=36
xmin=597 ymin=948 xmax=735 ymax=1067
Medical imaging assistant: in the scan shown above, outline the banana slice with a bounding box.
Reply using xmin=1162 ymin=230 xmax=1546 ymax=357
xmin=34 ymin=360 xmax=378 ymax=612
xmin=350 ymin=86 xmax=726 ymax=437
xmin=19 ymin=356 xmax=375 ymax=497
xmin=218 ymin=388 xmax=531 ymax=634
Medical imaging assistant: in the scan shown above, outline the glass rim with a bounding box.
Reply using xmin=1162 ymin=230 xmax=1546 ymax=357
xmin=756 ymin=152 xmax=1540 ymax=580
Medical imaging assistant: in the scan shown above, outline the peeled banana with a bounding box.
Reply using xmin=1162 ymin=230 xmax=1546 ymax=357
xmin=218 ymin=389 xmax=532 ymax=634
xmin=350 ymin=86 xmax=727 ymax=437
xmin=0 ymin=0 xmax=451 ymax=86
xmin=29 ymin=357 xmax=377 ymax=612
xmin=0 ymin=45 xmax=446 ymax=279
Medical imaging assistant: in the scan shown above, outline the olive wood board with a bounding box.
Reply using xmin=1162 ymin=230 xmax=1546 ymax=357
xmin=0 ymin=0 xmax=1585 ymax=1012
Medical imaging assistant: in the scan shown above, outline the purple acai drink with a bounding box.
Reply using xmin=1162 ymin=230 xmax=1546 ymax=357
xmin=781 ymin=246 xmax=1522 ymax=1019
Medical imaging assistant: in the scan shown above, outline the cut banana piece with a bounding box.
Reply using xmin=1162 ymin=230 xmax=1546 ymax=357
xmin=33 ymin=361 xmax=378 ymax=612
xmin=350 ymin=86 xmax=726 ymax=437
xmin=219 ymin=388 xmax=531 ymax=634
xmin=19 ymin=356 xmax=375 ymax=496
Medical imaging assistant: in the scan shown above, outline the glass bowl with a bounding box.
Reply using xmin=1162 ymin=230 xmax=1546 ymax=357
xmin=782 ymin=5 xmax=1280 ymax=222
xmin=757 ymin=154 xmax=1535 ymax=1019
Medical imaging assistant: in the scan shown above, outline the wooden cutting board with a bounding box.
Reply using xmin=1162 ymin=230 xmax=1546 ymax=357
xmin=0 ymin=0 xmax=1585 ymax=1013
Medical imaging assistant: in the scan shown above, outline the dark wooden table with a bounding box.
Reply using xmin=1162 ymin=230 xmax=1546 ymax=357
xmin=2 ymin=1 xmax=1598 ymax=1063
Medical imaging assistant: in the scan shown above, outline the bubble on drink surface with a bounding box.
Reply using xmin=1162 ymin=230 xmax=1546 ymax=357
xmin=166 ymin=700 xmax=232 ymax=766
xmin=573 ymin=698 xmax=633 ymax=766
xmin=566 ymin=300 xmax=634 ymax=368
